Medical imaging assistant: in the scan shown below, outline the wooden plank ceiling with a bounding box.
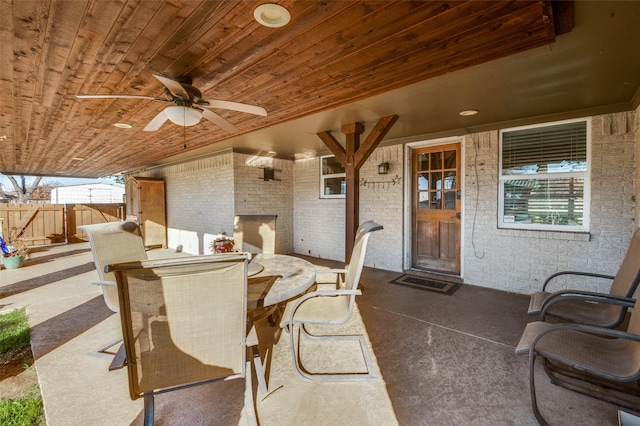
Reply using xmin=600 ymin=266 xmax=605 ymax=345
xmin=0 ymin=0 xmax=562 ymax=178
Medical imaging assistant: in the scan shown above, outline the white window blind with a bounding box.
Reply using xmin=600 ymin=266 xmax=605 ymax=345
xmin=502 ymin=121 xmax=587 ymax=175
xmin=499 ymin=119 xmax=589 ymax=231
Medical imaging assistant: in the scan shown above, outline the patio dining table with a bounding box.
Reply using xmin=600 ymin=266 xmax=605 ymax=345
xmin=246 ymin=253 xmax=316 ymax=310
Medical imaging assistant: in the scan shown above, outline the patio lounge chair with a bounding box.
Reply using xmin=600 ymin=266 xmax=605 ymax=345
xmin=517 ymin=296 xmax=640 ymax=426
xmin=527 ymin=228 xmax=640 ymax=328
xmin=107 ymin=253 xmax=258 ymax=426
xmin=279 ymin=220 xmax=383 ymax=381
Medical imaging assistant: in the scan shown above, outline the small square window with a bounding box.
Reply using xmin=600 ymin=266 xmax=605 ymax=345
xmin=320 ymin=155 xmax=345 ymax=198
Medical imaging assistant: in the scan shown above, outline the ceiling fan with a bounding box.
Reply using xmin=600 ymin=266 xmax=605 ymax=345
xmin=76 ymin=74 xmax=267 ymax=133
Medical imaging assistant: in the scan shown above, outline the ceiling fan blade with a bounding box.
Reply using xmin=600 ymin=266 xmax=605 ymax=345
xmin=76 ymin=94 xmax=170 ymax=102
xmin=200 ymin=99 xmax=268 ymax=116
xmin=201 ymin=109 xmax=240 ymax=133
xmin=143 ymin=109 xmax=169 ymax=131
xmin=153 ymin=74 xmax=190 ymax=100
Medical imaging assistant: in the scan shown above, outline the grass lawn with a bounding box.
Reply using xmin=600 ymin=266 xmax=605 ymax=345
xmin=0 ymin=308 xmax=43 ymax=425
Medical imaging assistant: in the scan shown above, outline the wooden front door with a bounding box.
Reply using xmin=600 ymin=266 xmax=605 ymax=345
xmin=412 ymin=143 xmax=461 ymax=274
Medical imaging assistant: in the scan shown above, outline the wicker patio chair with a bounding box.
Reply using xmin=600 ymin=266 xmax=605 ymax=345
xmin=527 ymin=228 xmax=640 ymax=328
xmin=279 ymin=220 xmax=383 ymax=381
xmin=517 ymin=296 xmax=640 ymax=426
xmin=107 ymin=253 xmax=258 ymax=426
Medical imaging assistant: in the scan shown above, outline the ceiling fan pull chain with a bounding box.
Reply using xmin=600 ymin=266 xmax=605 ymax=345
xmin=183 ymin=108 xmax=187 ymax=150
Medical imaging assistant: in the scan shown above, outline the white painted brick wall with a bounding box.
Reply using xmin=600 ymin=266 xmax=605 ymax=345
xmin=137 ymin=153 xmax=235 ymax=254
xmin=137 ymin=152 xmax=294 ymax=255
xmin=137 ymin=110 xmax=636 ymax=295
xmin=293 ymin=157 xmax=346 ymax=261
xmin=462 ymin=113 xmax=635 ymax=294
xmin=358 ymin=146 xmax=404 ymax=271
xmin=293 ymin=146 xmax=404 ymax=271
xmin=233 ymin=154 xmax=294 ymax=254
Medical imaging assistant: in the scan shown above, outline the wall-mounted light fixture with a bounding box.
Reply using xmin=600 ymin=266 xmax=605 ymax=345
xmin=378 ymin=162 xmax=390 ymax=175
xmin=261 ymin=167 xmax=281 ymax=181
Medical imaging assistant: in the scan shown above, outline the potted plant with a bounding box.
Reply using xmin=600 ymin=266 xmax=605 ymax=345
xmin=0 ymin=231 xmax=29 ymax=269
xmin=210 ymin=232 xmax=234 ymax=253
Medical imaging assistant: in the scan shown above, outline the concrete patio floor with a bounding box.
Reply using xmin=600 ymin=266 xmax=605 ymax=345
xmin=0 ymin=242 xmax=634 ymax=425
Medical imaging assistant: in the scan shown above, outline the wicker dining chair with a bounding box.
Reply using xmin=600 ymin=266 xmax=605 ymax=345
xmin=107 ymin=253 xmax=258 ymax=426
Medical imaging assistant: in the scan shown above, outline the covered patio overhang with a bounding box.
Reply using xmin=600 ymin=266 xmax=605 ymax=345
xmin=2 ymin=1 xmax=639 ymax=180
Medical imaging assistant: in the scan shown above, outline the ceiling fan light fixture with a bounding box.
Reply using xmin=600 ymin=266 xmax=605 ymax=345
xmin=254 ymin=4 xmax=290 ymax=28
xmin=165 ymin=106 xmax=202 ymax=126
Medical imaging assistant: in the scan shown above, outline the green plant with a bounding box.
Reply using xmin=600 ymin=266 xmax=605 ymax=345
xmin=0 ymin=309 xmax=31 ymax=355
xmin=0 ymin=229 xmax=29 ymax=258
xmin=0 ymin=309 xmax=42 ymax=425
xmin=0 ymin=389 xmax=43 ymax=425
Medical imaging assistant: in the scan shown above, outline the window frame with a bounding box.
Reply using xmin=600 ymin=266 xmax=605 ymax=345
xmin=498 ymin=118 xmax=591 ymax=232
xmin=319 ymin=155 xmax=346 ymax=199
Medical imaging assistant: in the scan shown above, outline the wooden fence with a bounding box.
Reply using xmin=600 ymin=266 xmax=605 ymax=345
xmin=0 ymin=203 xmax=125 ymax=246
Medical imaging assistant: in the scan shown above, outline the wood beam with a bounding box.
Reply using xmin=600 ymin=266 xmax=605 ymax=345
xmin=316 ymin=131 xmax=346 ymax=165
xmin=343 ymin=122 xmax=364 ymax=260
xmin=317 ymin=115 xmax=398 ymax=261
xmin=354 ymin=115 xmax=399 ymax=169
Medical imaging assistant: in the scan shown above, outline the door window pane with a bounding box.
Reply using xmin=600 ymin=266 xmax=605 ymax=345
xmin=417 ymin=173 xmax=429 ymax=190
xmin=430 ymin=172 xmax=442 ymax=191
xmin=418 ymin=192 xmax=430 ymax=209
xmin=444 ymin=191 xmax=457 ymax=210
xmin=444 ymin=171 xmax=456 ymax=189
xmin=430 ymin=152 xmax=442 ymax=169
xmin=418 ymin=154 xmax=429 ymax=171
xmin=444 ymin=150 xmax=456 ymax=169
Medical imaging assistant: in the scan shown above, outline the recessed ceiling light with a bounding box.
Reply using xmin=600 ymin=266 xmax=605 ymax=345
xmin=114 ymin=123 xmax=132 ymax=129
xmin=459 ymin=109 xmax=479 ymax=116
xmin=71 ymin=157 xmax=84 ymax=161
xmin=254 ymin=4 xmax=291 ymax=28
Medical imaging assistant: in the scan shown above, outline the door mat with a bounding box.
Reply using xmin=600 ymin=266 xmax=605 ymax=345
xmin=389 ymin=274 xmax=461 ymax=296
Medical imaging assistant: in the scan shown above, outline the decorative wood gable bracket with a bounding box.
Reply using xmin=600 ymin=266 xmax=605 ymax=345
xmin=317 ymin=115 xmax=398 ymax=260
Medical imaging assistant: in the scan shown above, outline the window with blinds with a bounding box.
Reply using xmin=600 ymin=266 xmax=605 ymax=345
xmin=498 ymin=119 xmax=590 ymax=231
